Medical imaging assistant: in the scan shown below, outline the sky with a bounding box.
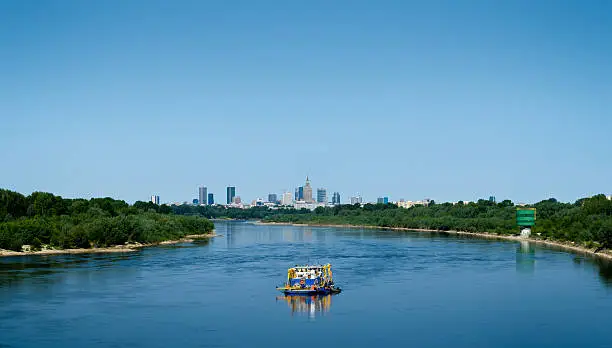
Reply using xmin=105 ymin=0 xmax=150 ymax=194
xmin=1 ymin=0 xmax=610 ymax=204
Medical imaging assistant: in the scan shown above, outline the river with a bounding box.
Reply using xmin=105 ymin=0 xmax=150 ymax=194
xmin=1 ymin=221 xmax=612 ymax=347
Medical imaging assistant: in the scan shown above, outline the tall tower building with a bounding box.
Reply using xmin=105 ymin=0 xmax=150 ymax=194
xmin=226 ymin=186 xmax=236 ymax=204
xmin=281 ymin=192 xmax=293 ymax=205
xmin=150 ymin=195 xmax=160 ymax=205
xmin=317 ymin=188 xmax=327 ymax=203
xmin=199 ymin=186 xmax=208 ymax=205
xmin=268 ymin=194 xmax=278 ymax=203
xmin=208 ymin=193 xmax=214 ymax=205
xmin=332 ymin=192 xmax=341 ymax=205
xmin=303 ymin=177 xmax=313 ymax=203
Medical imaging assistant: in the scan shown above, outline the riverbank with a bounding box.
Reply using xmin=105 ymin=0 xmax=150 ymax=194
xmin=0 ymin=233 xmax=217 ymax=258
xmin=256 ymin=221 xmax=612 ymax=260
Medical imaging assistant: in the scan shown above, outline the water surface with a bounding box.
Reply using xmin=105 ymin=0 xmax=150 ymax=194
xmin=1 ymin=221 xmax=611 ymax=347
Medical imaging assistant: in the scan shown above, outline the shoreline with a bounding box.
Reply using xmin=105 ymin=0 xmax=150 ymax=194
xmin=0 ymin=232 xmax=217 ymax=258
xmin=254 ymin=221 xmax=612 ymax=261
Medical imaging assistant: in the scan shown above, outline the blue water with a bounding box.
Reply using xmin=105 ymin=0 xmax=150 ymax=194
xmin=1 ymin=221 xmax=612 ymax=348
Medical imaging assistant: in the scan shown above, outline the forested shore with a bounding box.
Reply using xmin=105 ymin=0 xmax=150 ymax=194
xmin=0 ymin=189 xmax=214 ymax=253
xmin=261 ymin=195 xmax=612 ymax=250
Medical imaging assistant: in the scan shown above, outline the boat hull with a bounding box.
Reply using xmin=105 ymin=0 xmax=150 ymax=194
xmin=277 ymin=287 xmax=341 ymax=295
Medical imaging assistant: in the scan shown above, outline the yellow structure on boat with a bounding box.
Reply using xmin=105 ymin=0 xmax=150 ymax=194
xmin=276 ymin=264 xmax=340 ymax=295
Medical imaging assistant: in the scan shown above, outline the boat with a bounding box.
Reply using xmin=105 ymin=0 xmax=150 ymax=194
xmin=276 ymin=264 xmax=342 ymax=295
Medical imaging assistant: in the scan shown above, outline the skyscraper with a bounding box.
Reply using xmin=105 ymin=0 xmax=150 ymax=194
xmin=208 ymin=193 xmax=214 ymax=205
xmin=281 ymin=192 xmax=293 ymax=205
xmin=317 ymin=188 xmax=327 ymax=203
xmin=350 ymin=196 xmax=362 ymax=204
xmin=377 ymin=197 xmax=389 ymax=204
xmin=150 ymin=195 xmax=160 ymax=205
xmin=199 ymin=186 xmax=207 ymax=205
xmin=295 ymin=188 xmax=300 ymax=201
xmin=303 ymin=177 xmax=313 ymax=203
xmin=226 ymin=186 xmax=236 ymax=204
xmin=268 ymin=194 xmax=278 ymax=203
xmin=332 ymin=192 xmax=341 ymax=205
xmin=298 ymin=186 xmax=304 ymax=201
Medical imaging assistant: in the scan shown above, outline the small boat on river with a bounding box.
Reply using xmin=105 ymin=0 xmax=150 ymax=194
xmin=276 ymin=264 xmax=342 ymax=295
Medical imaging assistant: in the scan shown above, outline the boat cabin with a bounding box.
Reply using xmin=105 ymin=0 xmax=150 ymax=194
xmin=286 ymin=264 xmax=333 ymax=288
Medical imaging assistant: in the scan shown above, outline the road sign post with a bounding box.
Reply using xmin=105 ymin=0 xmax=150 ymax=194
xmin=516 ymin=208 xmax=536 ymax=237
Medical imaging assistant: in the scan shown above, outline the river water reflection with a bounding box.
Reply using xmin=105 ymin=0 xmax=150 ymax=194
xmin=1 ymin=221 xmax=612 ymax=347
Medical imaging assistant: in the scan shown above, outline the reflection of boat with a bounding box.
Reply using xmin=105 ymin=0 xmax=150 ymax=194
xmin=276 ymin=294 xmax=333 ymax=317
xmin=276 ymin=264 xmax=342 ymax=295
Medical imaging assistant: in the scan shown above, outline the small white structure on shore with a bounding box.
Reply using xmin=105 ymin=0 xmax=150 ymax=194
xmin=520 ymin=228 xmax=531 ymax=238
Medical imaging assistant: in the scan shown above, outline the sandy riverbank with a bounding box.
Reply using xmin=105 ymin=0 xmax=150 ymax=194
xmin=255 ymin=221 xmax=612 ymax=261
xmin=0 ymin=233 xmax=217 ymax=258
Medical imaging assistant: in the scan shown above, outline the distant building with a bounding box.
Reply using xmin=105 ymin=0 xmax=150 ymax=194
xmin=208 ymin=193 xmax=214 ymax=205
xmin=232 ymin=196 xmax=241 ymax=204
xmin=377 ymin=197 xmax=384 ymax=204
xmin=150 ymin=195 xmax=160 ymax=205
xmin=397 ymin=200 xmax=419 ymax=208
xmin=281 ymin=192 xmax=293 ymax=205
xmin=268 ymin=193 xmax=278 ymax=203
xmin=192 ymin=199 xmax=199 ymax=205
xmin=297 ymin=186 xmax=304 ymax=201
xmin=303 ymin=177 xmax=313 ymax=203
xmin=332 ymin=192 xmax=341 ymax=205
xmin=489 ymin=196 xmax=496 ymax=203
xmin=384 ymin=197 xmax=389 ymax=204
xmin=226 ymin=186 xmax=236 ymax=204
xmin=317 ymin=188 xmax=327 ymax=203
xmin=199 ymin=186 xmax=208 ymax=205
xmin=350 ymin=196 xmax=362 ymax=205
xmin=256 ymin=198 xmax=264 ymax=206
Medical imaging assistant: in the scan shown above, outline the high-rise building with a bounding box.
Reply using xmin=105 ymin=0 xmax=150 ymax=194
xmin=281 ymin=192 xmax=293 ymax=205
xmin=199 ymin=186 xmax=208 ymax=205
xmin=332 ymin=192 xmax=341 ymax=205
xmin=226 ymin=186 xmax=236 ymax=204
xmin=268 ymin=194 xmax=278 ymax=203
xmin=150 ymin=195 xmax=160 ymax=205
xmin=303 ymin=177 xmax=313 ymax=203
xmin=192 ymin=199 xmax=199 ymax=205
xmin=384 ymin=197 xmax=389 ymax=204
xmin=489 ymin=196 xmax=496 ymax=203
xmin=350 ymin=196 xmax=362 ymax=205
xmin=208 ymin=193 xmax=214 ymax=205
xmin=317 ymin=188 xmax=327 ymax=203
xmin=377 ymin=197 xmax=384 ymax=204
xmin=297 ymin=186 xmax=304 ymax=201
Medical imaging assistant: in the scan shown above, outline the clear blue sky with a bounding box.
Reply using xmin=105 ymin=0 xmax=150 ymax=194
xmin=1 ymin=0 xmax=610 ymax=204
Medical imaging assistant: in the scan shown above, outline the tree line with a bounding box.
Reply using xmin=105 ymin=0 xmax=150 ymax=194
xmin=260 ymin=195 xmax=612 ymax=249
xmin=0 ymin=189 xmax=214 ymax=252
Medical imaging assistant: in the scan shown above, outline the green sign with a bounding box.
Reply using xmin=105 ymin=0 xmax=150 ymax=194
xmin=516 ymin=208 xmax=536 ymax=227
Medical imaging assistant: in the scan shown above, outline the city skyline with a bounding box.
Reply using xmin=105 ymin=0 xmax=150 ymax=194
xmin=1 ymin=1 xmax=610 ymax=204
